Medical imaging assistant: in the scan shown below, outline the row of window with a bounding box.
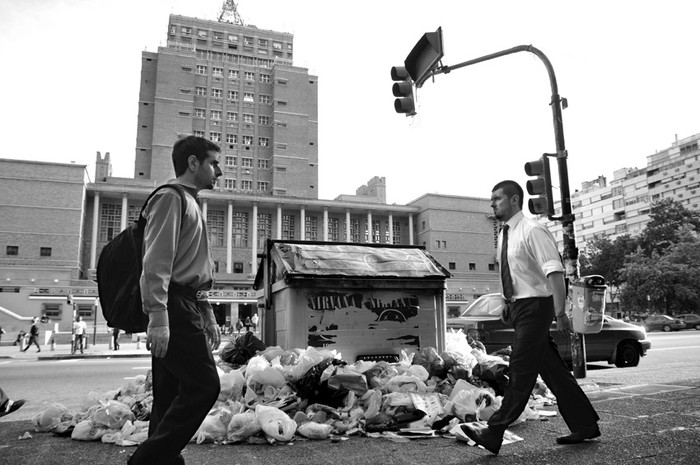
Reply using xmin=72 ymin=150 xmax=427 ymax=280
xmin=194 ymin=66 xmax=272 ymax=83
xmin=193 ymin=87 xmax=272 ymax=105
xmin=5 ymin=246 xmax=52 ymax=257
xmin=193 ymin=109 xmax=271 ymax=126
xmin=221 ymin=179 xmax=268 ymax=191
xmin=224 ymin=156 xmax=268 ymax=169
xmin=171 ymin=25 xmax=292 ymax=51
xmin=191 ymin=131 xmax=268 ymax=146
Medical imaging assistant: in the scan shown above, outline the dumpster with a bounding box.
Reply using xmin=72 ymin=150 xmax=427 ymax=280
xmin=570 ymin=275 xmax=607 ymax=334
xmin=254 ymin=240 xmax=451 ymax=362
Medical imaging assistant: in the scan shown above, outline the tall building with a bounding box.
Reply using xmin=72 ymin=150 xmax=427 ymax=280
xmin=545 ymin=132 xmax=700 ymax=254
xmin=135 ymin=15 xmax=318 ymax=198
xmin=0 ymin=14 xmax=501 ymax=337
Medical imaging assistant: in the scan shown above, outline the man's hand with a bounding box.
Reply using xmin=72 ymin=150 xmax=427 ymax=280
xmin=556 ymin=314 xmax=573 ymax=334
xmin=205 ymin=323 xmax=221 ymax=351
xmin=147 ymin=325 xmax=170 ymax=358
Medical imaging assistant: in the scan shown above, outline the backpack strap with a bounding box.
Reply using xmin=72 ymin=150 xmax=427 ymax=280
xmin=137 ymin=184 xmax=189 ymax=230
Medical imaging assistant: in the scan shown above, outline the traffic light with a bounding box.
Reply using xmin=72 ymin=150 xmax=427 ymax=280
xmin=524 ymin=154 xmax=555 ymax=216
xmin=390 ymin=65 xmax=416 ymax=116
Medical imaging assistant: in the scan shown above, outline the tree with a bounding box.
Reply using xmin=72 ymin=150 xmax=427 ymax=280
xmin=579 ymin=234 xmax=638 ymax=302
xmin=637 ymin=198 xmax=700 ymax=256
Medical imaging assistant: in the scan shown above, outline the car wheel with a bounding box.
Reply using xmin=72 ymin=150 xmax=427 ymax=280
xmin=662 ymin=325 xmax=672 ymax=332
xmin=695 ymin=324 xmax=700 ymax=330
xmin=615 ymin=341 xmax=640 ymax=368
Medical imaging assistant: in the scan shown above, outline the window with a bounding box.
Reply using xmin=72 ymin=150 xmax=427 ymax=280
xmin=77 ymin=304 xmax=93 ymax=318
xmin=228 ymin=69 xmax=239 ymax=79
xmin=224 ymin=179 xmax=235 ymax=190
xmin=6 ymin=245 xmax=18 ymax=256
xmin=243 ymin=92 xmax=255 ymax=103
xmin=181 ymin=26 xmax=192 ymax=35
xmin=226 ymin=133 xmax=237 ymax=144
xmin=212 ymin=67 xmax=223 ymax=77
xmin=488 ymin=264 xmax=496 ymax=271
xmin=448 ymin=262 xmax=456 ymax=270
xmin=242 ymin=135 xmax=253 ymax=145
xmin=306 ymin=216 xmax=319 ymax=241
xmin=196 ymin=65 xmax=207 ymax=75
xmin=241 ymin=180 xmax=252 ymax=191
xmin=469 ymin=263 xmax=476 ymax=271
xmin=232 ymin=212 xmax=249 ymax=247
xmin=195 ymin=86 xmax=206 ymax=96
xmin=243 ymin=114 xmax=254 ymax=124
xmin=329 ymin=218 xmax=340 ymax=241
xmin=372 ymin=220 xmax=381 ymax=243
xmin=350 ymin=218 xmax=360 ymax=243
xmin=259 ymin=95 xmax=271 ymax=104
xmin=260 ymin=74 xmax=271 ymax=83
xmin=241 ymin=157 xmax=253 ymax=168
xmin=227 ymin=111 xmax=238 ymax=122
xmin=210 ymin=110 xmax=221 ymax=120
xmin=210 ymin=132 xmax=221 ymax=142
xmin=257 ymin=213 xmax=272 ymax=249
xmin=193 ymin=130 xmax=205 ymax=138
xmin=259 ymin=137 xmax=269 ymax=146
xmin=259 ymin=116 xmax=270 ymax=126
xmin=194 ymin=108 xmax=206 ymax=118
xmin=282 ymin=214 xmax=296 ymax=240
xmin=233 ymin=262 xmax=244 ymax=274
xmin=273 ymin=41 xmax=282 ymax=50
xmin=43 ymin=304 xmax=61 ymax=318
xmin=99 ymin=204 xmax=123 ymax=241
xmin=225 ymin=156 xmax=236 ymax=167
xmin=197 ymin=30 xmax=207 ymax=38
xmin=40 ymin=247 xmax=52 ymax=257
xmin=228 ymin=90 xmax=238 ymax=101
xmin=211 ymin=89 xmax=222 ymax=99
xmin=258 ymin=159 xmax=269 ymax=169
xmin=392 ymin=222 xmax=401 ymax=244
xmin=257 ymin=181 xmax=269 ymax=192
xmin=244 ymin=71 xmax=255 ymax=81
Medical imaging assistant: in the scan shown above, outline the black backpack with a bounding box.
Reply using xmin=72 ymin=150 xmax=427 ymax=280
xmin=96 ymin=184 xmax=188 ymax=333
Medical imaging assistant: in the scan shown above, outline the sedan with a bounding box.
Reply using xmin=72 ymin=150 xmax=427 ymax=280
xmin=446 ymin=293 xmax=651 ymax=368
xmin=677 ymin=313 xmax=700 ymax=330
xmin=642 ymin=314 xmax=686 ymax=332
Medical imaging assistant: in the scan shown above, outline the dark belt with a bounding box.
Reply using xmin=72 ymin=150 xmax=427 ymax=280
xmin=168 ymin=282 xmax=198 ymax=300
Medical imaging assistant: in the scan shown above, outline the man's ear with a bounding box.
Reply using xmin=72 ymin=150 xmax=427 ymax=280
xmin=187 ymin=154 xmax=199 ymax=171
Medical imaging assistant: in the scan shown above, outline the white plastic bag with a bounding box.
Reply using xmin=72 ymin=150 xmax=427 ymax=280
xmin=255 ymin=404 xmax=297 ymax=442
xmin=92 ymin=400 xmax=135 ymax=429
xmin=71 ymin=420 xmax=108 ymax=441
xmin=32 ymin=403 xmax=70 ymax=432
xmin=296 ymin=421 xmax=333 ymax=439
xmin=226 ymin=410 xmax=262 ymax=443
xmin=218 ymin=368 xmax=246 ymax=401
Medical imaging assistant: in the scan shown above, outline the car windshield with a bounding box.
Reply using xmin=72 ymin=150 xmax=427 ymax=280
xmin=460 ymin=294 xmax=504 ymax=317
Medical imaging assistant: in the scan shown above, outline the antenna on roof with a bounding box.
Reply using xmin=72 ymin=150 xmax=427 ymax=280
xmin=218 ymin=0 xmax=245 ymax=25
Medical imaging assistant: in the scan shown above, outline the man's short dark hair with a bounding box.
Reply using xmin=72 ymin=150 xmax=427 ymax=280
xmin=492 ymin=180 xmax=524 ymax=209
xmin=172 ymin=136 xmax=221 ymax=176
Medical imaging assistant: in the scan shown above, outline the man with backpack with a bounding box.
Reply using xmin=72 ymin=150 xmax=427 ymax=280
xmin=128 ymin=136 xmax=223 ymax=465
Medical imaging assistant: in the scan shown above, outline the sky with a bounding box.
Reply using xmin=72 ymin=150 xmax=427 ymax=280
xmin=1 ymin=1 xmax=699 ymax=205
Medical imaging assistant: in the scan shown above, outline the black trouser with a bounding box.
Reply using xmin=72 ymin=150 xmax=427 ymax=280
xmin=128 ymin=284 xmax=220 ymax=465
xmin=23 ymin=335 xmax=40 ymax=351
xmin=487 ymin=296 xmax=599 ymax=434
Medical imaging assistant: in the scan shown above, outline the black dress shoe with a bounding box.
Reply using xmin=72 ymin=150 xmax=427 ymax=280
xmin=556 ymin=423 xmax=601 ymax=444
xmin=460 ymin=423 xmax=503 ymax=455
xmin=0 ymin=399 xmax=26 ymax=417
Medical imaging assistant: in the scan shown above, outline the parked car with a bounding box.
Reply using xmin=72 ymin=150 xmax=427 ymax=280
xmin=446 ymin=293 xmax=651 ymax=368
xmin=677 ymin=313 xmax=700 ymax=330
xmin=642 ymin=314 xmax=686 ymax=332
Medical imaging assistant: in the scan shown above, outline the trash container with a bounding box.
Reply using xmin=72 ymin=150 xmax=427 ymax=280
xmin=570 ymin=275 xmax=607 ymax=334
xmin=254 ymin=240 xmax=451 ymax=362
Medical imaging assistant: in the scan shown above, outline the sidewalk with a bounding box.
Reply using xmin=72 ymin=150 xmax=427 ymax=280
xmin=0 ymin=340 xmax=152 ymax=360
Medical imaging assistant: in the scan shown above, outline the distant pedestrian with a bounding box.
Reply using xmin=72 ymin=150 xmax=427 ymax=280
xmin=235 ymin=318 xmax=243 ymax=335
xmin=112 ymin=327 xmax=120 ymax=351
xmin=0 ymin=325 xmax=5 ymax=342
xmin=0 ymin=387 xmax=25 ymax=418
xmin=73 ymin=316 xmax=87 ymax=354
xmin=251 ymin=313 xmax=259 ymax=332
xmin=244 ymin=316 xmax=252 ymax=332
xmin=22 ymin=318 xmax=40 ymax=352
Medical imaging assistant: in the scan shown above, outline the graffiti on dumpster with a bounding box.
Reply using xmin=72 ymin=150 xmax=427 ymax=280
xmin=306 ymin=291 xmax=423 ymax=349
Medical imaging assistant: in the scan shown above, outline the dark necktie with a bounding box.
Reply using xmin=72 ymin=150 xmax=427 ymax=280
xmin=501 ymin=224 xmax=514 ymax=300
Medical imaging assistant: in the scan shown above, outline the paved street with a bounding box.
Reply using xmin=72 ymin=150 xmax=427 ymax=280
xmin=1 ymin=338 xmax=699 ymax=464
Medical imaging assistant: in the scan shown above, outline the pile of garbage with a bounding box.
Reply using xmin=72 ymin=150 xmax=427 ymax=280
xmin=30 ymin=329 xmax=556 ymax=446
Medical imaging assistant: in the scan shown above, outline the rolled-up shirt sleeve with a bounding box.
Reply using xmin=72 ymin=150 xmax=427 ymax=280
xmin=529 ymin=227 xmax=564 ymax=277
xmin=140 ymin=191 xmax=182 ymax=319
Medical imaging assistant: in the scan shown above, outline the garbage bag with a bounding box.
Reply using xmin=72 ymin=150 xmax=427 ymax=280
xmin=256 ymin=404 xmax=297 ymax=442
xmin=413 ymin=347 xmax=447 ymax=378
xmin=71 ymin=420 xmax=108 ymax=441
xmin=218 ymin=368 xmax=246 ymax=401
xmin=92 ymin=400 xmax=135 ymax=430
xmin=294 ymin=358 xmax=347 ymax=407
xmin=364 ymin=412 xmax=397 ymax=432
xmin=365 ymin=362 xmax=399 ymax=390
xmin=327 ymin=366 xmax=368 ymax=396
xmin=296 ymin=421 xmax=333 ymax=439
xmin=227 ymin=410 xmax=262 ymax=443
xmin=32 ymin=404 xmax=71 ymax=432
xmin=284 ymin=347 xmax=326 ymax=381
xmin=220 ymin=332 xmax=267 ymax=365
xmin=194 ymin=411 xmax=230 ymax=444
xmin=472 ymin=358 xmax=510 ymax=396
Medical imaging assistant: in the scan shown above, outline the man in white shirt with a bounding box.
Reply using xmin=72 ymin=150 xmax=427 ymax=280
xmin=460 ymin=180 xmax=600 ymax=455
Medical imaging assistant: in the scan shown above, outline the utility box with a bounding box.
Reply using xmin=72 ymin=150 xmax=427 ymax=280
xmin=254 ymin=240 xmax=451 ymax=362
xmin=571 ymin=275 xmax=607 ymax=334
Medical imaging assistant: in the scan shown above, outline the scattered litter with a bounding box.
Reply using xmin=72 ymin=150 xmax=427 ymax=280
xmin=18 ymin=432 xmax=32 ymax=440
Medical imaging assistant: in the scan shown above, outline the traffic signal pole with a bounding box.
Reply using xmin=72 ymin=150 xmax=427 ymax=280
xmin=429 ymin=45 xmax=587 ymax=378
